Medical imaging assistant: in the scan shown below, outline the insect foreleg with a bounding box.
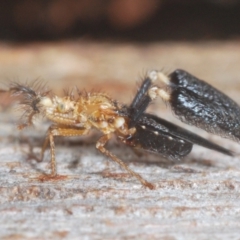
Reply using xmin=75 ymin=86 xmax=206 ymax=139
xmin=42 ymin=126 xmax=90 ymax=176
xmin=96 ymin=134 xmax=154 ymax=189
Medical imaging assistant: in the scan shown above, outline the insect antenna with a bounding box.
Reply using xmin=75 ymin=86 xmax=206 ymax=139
xmin=8 ymin=80 xmax=50 ymax=129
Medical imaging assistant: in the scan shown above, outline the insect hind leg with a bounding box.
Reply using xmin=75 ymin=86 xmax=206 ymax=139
xmin=41 ymin=126 xmax=90 ymax=176
xmin=96 ymin=134 xmax=154 ymax=190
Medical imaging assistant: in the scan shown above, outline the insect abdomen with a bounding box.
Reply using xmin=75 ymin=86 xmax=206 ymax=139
xmin=169 ymin=69 xmax=240 ymax=141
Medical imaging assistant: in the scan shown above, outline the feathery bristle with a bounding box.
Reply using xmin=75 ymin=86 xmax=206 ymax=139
xmin=9 ymin=80 xmax=49 ymax=129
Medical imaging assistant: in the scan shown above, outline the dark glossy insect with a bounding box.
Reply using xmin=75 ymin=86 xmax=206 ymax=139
xmin=1 ymin=70 xmax=236 ymax=190
xmin=145 ymin=69 xmax=240 ymax=142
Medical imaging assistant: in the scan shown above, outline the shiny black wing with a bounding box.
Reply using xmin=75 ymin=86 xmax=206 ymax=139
xmin=122 ymin=114 xmax=193 ymax=162
xmin=121 ymin=113 xmax=233 ymax=162
xmin=141 ymin=113 xmax=233 ymax=156
xmin=168 ymin=69 xmax=240 ymax=141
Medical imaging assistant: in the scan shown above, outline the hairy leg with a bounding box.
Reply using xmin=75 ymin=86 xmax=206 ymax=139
xmin=96 ymin=134 xmax=154 ymax=190
xmin=42 ymin=126 xmax=89 ymax=176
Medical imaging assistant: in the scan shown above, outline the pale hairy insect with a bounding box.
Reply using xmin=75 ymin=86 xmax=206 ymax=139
xmin=2 ymin=70 xmax=235 ymax=190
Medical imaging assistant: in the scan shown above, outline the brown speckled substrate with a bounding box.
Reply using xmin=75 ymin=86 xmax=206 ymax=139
xmin=1 ymin=41 xmax=240 ymax=239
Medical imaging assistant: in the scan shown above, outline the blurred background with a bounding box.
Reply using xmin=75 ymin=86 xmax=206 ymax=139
xmin=1 ymin=0 xmax=240 ymax=109
xmin=1 ymin=0 xmax=240 ymax=41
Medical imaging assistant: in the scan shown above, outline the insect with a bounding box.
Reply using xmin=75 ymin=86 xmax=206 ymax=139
xmin=2 ymin=69 xmax=237 ymax=190
xmin=144 ymin=69 xmax=240 ymax=142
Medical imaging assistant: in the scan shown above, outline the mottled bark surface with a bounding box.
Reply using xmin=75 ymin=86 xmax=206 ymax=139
xmin=0 ymin=41 xmax=240 ymax=239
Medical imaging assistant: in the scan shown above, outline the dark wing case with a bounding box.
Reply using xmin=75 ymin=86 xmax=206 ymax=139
xmin=122 ymin=114 xmax=193 ymax=161
xmin=168 ymin=69 xmax=240 ymax=141
xmin=121 ymin=113 xmax=233 ymax=161
xmin=142 ymin=113 xmax=233 ymax=156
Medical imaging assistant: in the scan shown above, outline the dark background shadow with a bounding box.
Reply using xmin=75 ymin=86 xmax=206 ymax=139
xmin=1 ymin=0 xmax=240 ymax=42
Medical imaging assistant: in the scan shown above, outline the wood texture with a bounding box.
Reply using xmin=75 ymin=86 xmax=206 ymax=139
xmin=0 ymin=41 xmax=240 ymax=239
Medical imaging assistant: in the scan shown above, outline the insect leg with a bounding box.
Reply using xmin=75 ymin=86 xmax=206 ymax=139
xmin=128 ymin=74 xmax=156 ymax=128
xmin=42 ymin=126 xmax=89 ymax=176
xmin=96 ymin=134 xmax=154 ymax=189
xmin=130 ymin=76 xmax=152 ymax=109
xmin=127 ymin=70 xmax=169 ymax=127
xmin=40 ymin=134 xmax=50 ymax=162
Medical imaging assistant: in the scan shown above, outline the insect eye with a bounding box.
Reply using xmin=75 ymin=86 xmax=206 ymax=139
xmin=57 ymin=103 xmax=65 ymax=112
